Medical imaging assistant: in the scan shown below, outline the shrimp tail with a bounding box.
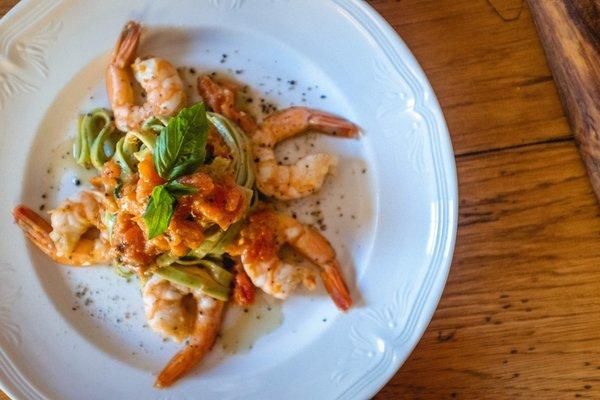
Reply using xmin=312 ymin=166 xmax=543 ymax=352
xmin=154 ymin=300 xmax=224 ymax=388
xmin=320 ymin=260 xmax=353 ymax=312
xmin=12 ymin=205 xmax=67 ymax=264
xmin=307 ymin=110 xmax=359 ymax=138
xmin=112 ymin=21 xmax=141 ymax=67
xmin=13 ymin=205 xmax=53 ymax=247
xmin=155 ymin=345 xmax=206 ymax=388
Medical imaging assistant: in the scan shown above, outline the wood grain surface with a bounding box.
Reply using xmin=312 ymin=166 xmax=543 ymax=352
xmin=528 ymin=0 xmax=600 ymax=202
xmin=0 ymin=0 xmax=597 ymax=399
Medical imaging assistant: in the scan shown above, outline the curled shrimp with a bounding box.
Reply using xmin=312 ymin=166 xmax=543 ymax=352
xmin=197 ymin=75 xmax=258 ymax=134
xmin=236 ymin=209 xmax=353 ymax=311
xmin=197 ymin=77 xmax=359 ymax=199
xmin=13 ymin=191 xmax=112 ymax=266
xmin=143 ymin=275 xmax=224 ymax=388
xmin=106 ymin=21 xmax=186 ymax=132
xmin=252 ymin=107 xmax=358 ymax=200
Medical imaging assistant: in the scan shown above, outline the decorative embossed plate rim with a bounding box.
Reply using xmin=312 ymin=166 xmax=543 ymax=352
xmin=0 ymin=1 xmax=457 ymax=399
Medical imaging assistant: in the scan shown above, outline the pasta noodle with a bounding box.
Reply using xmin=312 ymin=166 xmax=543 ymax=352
xmin=73 ymin=108 xmax=119 ymax=170
xmin=72 ymin=108 xmax=256 ymax=279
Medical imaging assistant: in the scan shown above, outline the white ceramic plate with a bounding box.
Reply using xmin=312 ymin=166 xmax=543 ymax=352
xmin=0 ymin=1 xmax=457 ymax=399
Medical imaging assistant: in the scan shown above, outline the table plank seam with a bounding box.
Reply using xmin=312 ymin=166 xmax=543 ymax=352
xmin=455 ymin=134 xmax=573 ymax=159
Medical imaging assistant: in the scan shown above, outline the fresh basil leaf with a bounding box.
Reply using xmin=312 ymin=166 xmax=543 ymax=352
xmin=164 ymin=182 xmax=199 ymax=196
xmin=142 ymin=182 xmax=198 ymax=239
xmin=143 ymin=185 xmax=175 ymax=239
xmin=154 ymin=102 xmax=209 ymax=180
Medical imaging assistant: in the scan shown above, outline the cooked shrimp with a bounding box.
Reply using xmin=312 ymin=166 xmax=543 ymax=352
xmin=197 ymin=75 xmax=257 ymax=134
xmin=13 ymin=191 xmax=112 ymax=266
xmin=198 ymin=77 xmax=359 ymax=199
xmin=106 ymin=21 xmax=186 ymax=132
xmin=236 ymin=209 xmax=353 ymax=311
xmin=111 ymin=212 xmax=156 ymax=272
xmin=252 ymin=107 xmax=358 ymax=200
xmin=47 ymin=191 xmax=112 ymax=257
xmin=143 ymin=275 xmax=224 ymax=388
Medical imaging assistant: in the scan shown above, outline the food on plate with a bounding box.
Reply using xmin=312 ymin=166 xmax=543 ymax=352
xmin=106 ymin=21 xmax=186 ymax=132
xmin=250 ymin=107 xmax=358 ymax=200
xmin=234 ymin=209 xmax=352 ymax=311
xmin=143 ymin=274 xmax=225 ymax=388
xmin=12 ymin=21 xmax=359 ymax=387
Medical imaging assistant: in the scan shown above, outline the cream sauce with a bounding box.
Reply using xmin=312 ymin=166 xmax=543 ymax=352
xmin=217 ymin=292 xmax=283 ymax=354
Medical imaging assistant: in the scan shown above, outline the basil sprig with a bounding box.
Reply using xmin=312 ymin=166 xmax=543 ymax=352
xmin=143 ymin=103 xmax=208 ymax=239
xmin=154 ymin=102 xmax=209 ymax=180
xmin=143 ymin=182 xmax=199 ymax=239
xmin=144 ymin=185 xmax=176 ymax=239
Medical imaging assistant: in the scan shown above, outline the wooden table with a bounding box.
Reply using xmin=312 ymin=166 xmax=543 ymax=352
xmin=2 ymin=0 xmax=598 ymax=399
